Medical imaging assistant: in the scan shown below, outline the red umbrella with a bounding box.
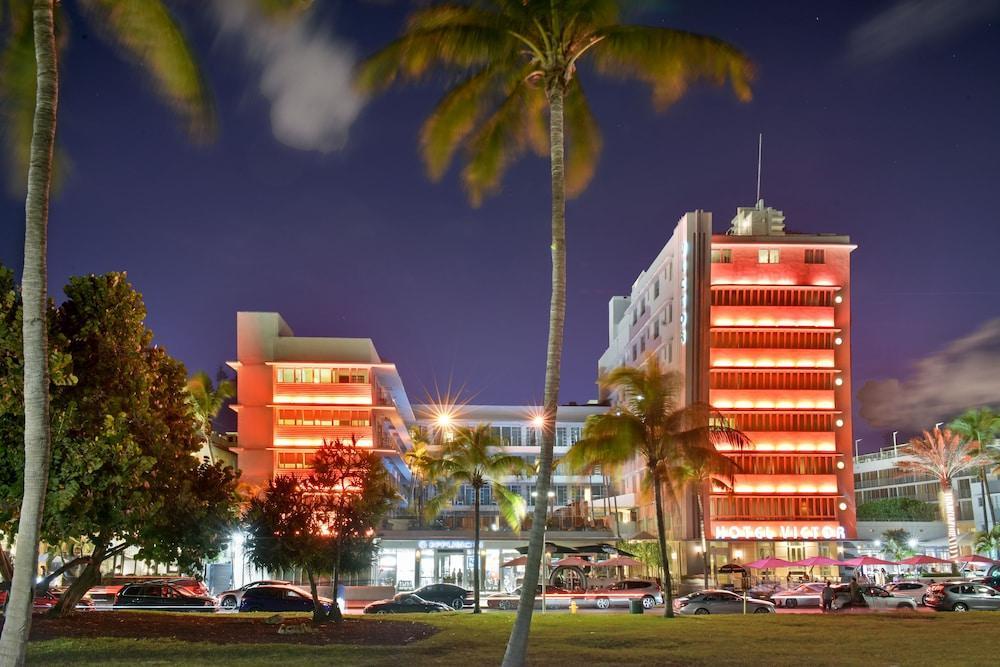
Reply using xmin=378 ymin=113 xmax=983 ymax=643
xmin=554 ymin=556 xmax=592 ymax=568
xmin=840 ymin=556 xmax=898 ymax=567
xmin=955 ymin=554 xmax=998 ymax=564
xmin=744 ymin=557 xmax=794 ymax=569
xmin=596 ymin=556 xmax=644 ymax=568
xmin=502 ymin=556 xmax=528 ymax=568
xmin=793 ymin=556 xmax=843 ymax=567
xmin=897 ymin=555 xmax=951 ymax=565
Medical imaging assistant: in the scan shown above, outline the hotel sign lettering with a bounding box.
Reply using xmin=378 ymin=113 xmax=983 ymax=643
xmin=713 ymin=524 xmax=846 ymax=541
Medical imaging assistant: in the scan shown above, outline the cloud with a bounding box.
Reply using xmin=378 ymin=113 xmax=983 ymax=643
xmin=210 ymin=1 xmax=365 ymax=153
xmin=858 ymin=318 xmax=1000 ymax=430
xmin=846 ymin=0 xmax=1000 ymax=64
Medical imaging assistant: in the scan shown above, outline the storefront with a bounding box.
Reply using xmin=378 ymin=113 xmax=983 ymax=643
xmin=376 ymin=539 xmax=529 ymax=592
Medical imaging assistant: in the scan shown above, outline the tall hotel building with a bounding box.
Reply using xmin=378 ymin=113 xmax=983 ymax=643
xmin=228 ymin=312 xmax=414 ymax=489
xmin=599 ymin=201 xmax=856 ymax=573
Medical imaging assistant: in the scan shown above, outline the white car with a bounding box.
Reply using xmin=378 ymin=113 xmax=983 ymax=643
xmin=771 ymin=582 xmax=827 ymax=608
xmin=216 ymin=579 xmax=291 ymax=610
xmin=831 ymin=584 xmax=918 ymax=611
xmin=675 ymin=590 xmax=775 ymax=615
xmin=884 ymin=581 xmax=930 ymax=605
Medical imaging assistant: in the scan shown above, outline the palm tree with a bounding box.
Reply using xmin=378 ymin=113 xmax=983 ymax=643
xmin=185 ymin=371 xmax=235 ymax=464
xmin=423 ymin=424 xmax=529 ymax=613
xmin=950 ymin=408 xmax=1000 ymax=532
xmin=881 ymin=529 xmax=914 ymax=562
xmin=974 ymin=526 xmax=1000 ymax=560
xmin=357 ymin=6 xmax=752 ymax=659
xmin=562 ymin=357 xmax=749 ymax=617
xmin=899 ymin=427 xmax=991 ymax=560
xmin=403 ymin=428 xmax=436 ymax=527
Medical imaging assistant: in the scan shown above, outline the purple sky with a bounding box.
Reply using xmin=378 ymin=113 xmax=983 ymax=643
xmin=2 ymin=1 xmax=998 ymax=452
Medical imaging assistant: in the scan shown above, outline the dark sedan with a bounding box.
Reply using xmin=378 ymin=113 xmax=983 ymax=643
xmin=409 ymin=584 xmax=472 ymax=610
xmin=113 ymin=582 xmax=216 ymax=611
xmin=239 ymin=584 xmax=332 ymax=613
xmin=363 ymin=593 xmax=452 ymax=614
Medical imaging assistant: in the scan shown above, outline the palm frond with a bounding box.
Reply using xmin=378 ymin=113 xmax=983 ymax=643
xmin=563 ymin=78 xmax=602 ymax=197
xmin=590 ymin=25 xmax=753 ymax=110
xmin=79 ymin=0 xmax=214 ymax=140
xmin=420 ymin=68 xmax=497 ymax=180
xmin=492 ymin=481 xmax=527 ymax=531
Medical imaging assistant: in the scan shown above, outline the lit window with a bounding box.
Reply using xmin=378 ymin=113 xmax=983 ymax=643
xmin=319 ymin=368 xmax=332 ymax=383
xmin=711 ymin=249 xmax=732 ymax=264
xmin=758 ymin=249 xmax=780 ymax=264
xmin=805 ymin=249 xmax=825 ymax=264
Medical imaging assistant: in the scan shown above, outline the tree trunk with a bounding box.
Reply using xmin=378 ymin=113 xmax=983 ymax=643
xmin=696 ymin=490 xmax=709 ymax=590
xmin=0 ymin=546 xmax=12 ymax=583
xmin=653 ymin=472 xmax=674 ymax=618
xmin=49 ymin=549 xmax=105 ymax=618
xmin=942 ymin=481 xmax=959 ymax=561
xmin=980 ymin=466 xmax=995 ymax=532
xmin=0 ymin=2 xmax=59 ymax=664
xmin=417 ymin=483 xmax=424 ymax=529
xmin=473 ymin=488 xmax=481 ymax=613
xmin=305 ymin=566 xmax=325 ymax=625
xmin=503 ymin=79 xmax=567 ymax=667
xmin=330 ymin=543 xmax=343 ymax=623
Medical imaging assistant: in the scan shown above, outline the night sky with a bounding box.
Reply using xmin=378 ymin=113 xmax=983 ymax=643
xmin=2 ymin=1 xmax=998 ymax=452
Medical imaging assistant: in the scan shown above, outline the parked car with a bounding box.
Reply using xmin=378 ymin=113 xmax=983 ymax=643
xmin=238 ymin=584 xmax=331 ymax=613
xmin=113 ymin=581 xmax=216 ymax=611
xmin=166 ymin=577 xmax=210 ymax=597
xmin=771 ymin=582 xmax=827 ymax=608
xmin=674 ymin=590 xmax=775 ymax=615
xmin=216 ymin=579 xmax=292 ymax=610
xmin=86 ymin=575 xmax=169 ymax=607
xmin=883 ymin=581 xmax=931 ymax=606
xmin=589 ymin=579 xmax=663 ymax=609
xmin=363 ymin=593 xmax=452 ymax=614
xmin=924 ymin=581 xmax=1000 ymax=612
xmin=486 ymin=585 xmax=574 ymax=610
xmin=0 ymin=585 xmax=94 ymax=612
xmin=409 ymin=584 xmax=472 ymax=610
xmin=830 ymin=584 xmax=917 ymax=611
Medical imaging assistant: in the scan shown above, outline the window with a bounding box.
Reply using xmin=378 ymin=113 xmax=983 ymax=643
xmin=653 ymin=319 xmax=660 ymax=339
xmin=667 ymin=302 xmax=673 ymax=323
xmin=667 ymin=260 xmax=673 ymax=280
xmin=632 ymin=344 xmax=637 ymax=362
xmin=275 ymin=367 xmax=369 ymax=384
xmin=805 ymin=249 xmax=825 ymax=264
xmin=631 ymin=309 xmax=637 ymax=326
xmin=758 ymin=248 xmax=780 ymax=264
xmin=667 ymin=339 xmax=673 ymax=363
xmin=653 ymin=279 xmax=660 ymax=299
xmin=556 ymin=427 xmax=568 ymax=448
xmin=711 ymin=249 xmax=732 ymax=264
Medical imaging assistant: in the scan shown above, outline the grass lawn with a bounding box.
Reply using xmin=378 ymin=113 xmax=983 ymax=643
xmin=28 ymin=611 xmax=1000 ymax=666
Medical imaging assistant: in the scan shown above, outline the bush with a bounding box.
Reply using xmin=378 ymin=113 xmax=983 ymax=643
xmin=856 ymin=497 xmax=937 ymax=521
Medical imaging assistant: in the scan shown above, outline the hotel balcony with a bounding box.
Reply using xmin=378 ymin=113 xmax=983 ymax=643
xmin=273 ymin=424 xmax=373 ymax=447
xmin=723 ymin=474 xmax=840 ymax=495
xmin=714 ymin=431 xmax=838 ymax=452
xmin=711 ymin=305 xmax=835 ymax=328
xmin=710 ymin=348 xmax=835 ymax=368
xmin=710 ymin=389 xmax=836 ymax=411
xmin=273 ymin=382 xmax=373 ymax=405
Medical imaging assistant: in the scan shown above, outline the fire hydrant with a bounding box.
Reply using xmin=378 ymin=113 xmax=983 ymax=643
xmin=570 ymin=600 xmax=578 ymax=615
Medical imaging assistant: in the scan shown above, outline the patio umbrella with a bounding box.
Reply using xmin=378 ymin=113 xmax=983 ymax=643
xmin=596 ymin=556 xmax=644 ymax=568
xmin=502 ymin=556 xmax=528 ymax=568
xmin=718 ymin=563 xmax=747 ymax=573
xmin=897 ymin=555 xmax=951 ymax=565
xmin=575 ymin=543 xmax=634 ymax=557
xmin=744 ymin=557 xmax=793 ymax=569
xmin=516 ymin=542 xmax=579 ymax=555
xmin=954 ymin=554 xmax=998 ymax=564
xmin=839 ymin=556 xmax=898 ymax=567
xmin=553 ymin=556 xmax=592 ymax=568
xmin=792 ymin=556 xmax=843 ymax=567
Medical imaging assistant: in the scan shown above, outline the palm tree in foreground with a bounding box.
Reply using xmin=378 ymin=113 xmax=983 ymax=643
xmin=423 ymin=424 xmax=529 ymax=613
xmin=950 ymin=408 xmax=1000 ymax=532
xmin=357 ymin=4 xmax=752 ymax=660
xmin=403 ymin=428 xmax=436 ymax=527
xmin=185 ymin=371 xmax=235 ymax=464
xmin=563 ymin=357 xmax=750 ymax=617
xmin=899 ymin=427 xmax=991 ymax=560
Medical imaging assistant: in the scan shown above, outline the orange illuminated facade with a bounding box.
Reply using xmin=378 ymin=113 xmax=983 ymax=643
xmin=228 ymin=312 xmax=414 ymax=489
xmin=706 ymin=203 xmax=857 ymax=541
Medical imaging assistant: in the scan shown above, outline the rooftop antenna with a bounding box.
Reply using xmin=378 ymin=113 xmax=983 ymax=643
xmin=755 ymin=132 xmax=763 ymax=205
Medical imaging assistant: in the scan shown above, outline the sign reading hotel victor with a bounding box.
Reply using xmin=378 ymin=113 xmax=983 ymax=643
xmin=713 ymin=524 xmax=847 ymax=540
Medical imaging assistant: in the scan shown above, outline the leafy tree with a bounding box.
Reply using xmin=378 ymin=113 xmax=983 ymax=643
xmin=974 ymin=526 xmax=1000 ymax=559
xmin=856 ymin=497 xmax=937 ymax=522
xmin=0 ymin=270 xmax=241 ymax=617
xmin=563 ymin=357 xmax=749 ymax=617
xmin=899 ymin=427 xmax=990 ymax=560
xmin=186 ymin=370 xmax=235 ymax=464
xmin=614 ymin=539 xmax=660 ymax=576
xmin=358 ymin=5 xmax=752 ymax=661
xmin=880 ymin=528 xmax=914 ymax=561
xmin=423 ymin=424 xmax=529 ymax=613
xmin=949 ymin=408 xmax=1000 ymax=531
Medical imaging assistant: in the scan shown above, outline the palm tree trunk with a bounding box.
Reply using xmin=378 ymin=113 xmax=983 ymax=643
xmin=0 ymin=2 xmax=58 ymax=664
xmin=980 ymin=466 xmax=995 ymax=532
xmin=473 ymin=487 xmax=481 ymax=613
xmin=503 ymin=79 xmax=567 ymax=667
xmin=942 ymin=481 xmax=959 ymax=560
xmin=305 ymin=566 xmax=325 ymax=624
xmin=653 ymin=472 xmax=674 ymax=618
xmin=696 ymin=490 xmax=709 ymax=590
xmin=0 ymin=545 xmax=12 ymax=582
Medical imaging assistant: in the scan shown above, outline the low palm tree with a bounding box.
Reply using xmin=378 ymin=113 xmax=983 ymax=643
xmin=403 ymin=428 xmax=436 ymax=528
xmin=562 ymin=357 xmax=749 ymax=617
xmin=185 ymin=371 xmax=235 ymax=464
xmin=881 ymin=529 xmax=914 ymax=562
xmin=899 ymin=427 xmax=991 ymax=560
xmin=423 ymin=424 xmax=529 ymax=613
xmin=950 ymin=408 xmax=1000 ymax=532
xmin=974 ymin=526 xmax=1000 ymax=560
xmin=357 ymin=6 xmax=752 ymax=659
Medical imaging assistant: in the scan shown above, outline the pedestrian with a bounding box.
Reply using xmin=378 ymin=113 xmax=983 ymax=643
xmin=849 ymin=576 xmax=860 ymax=606
xmin=821 ymin=579 xmax=834 ymax=612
